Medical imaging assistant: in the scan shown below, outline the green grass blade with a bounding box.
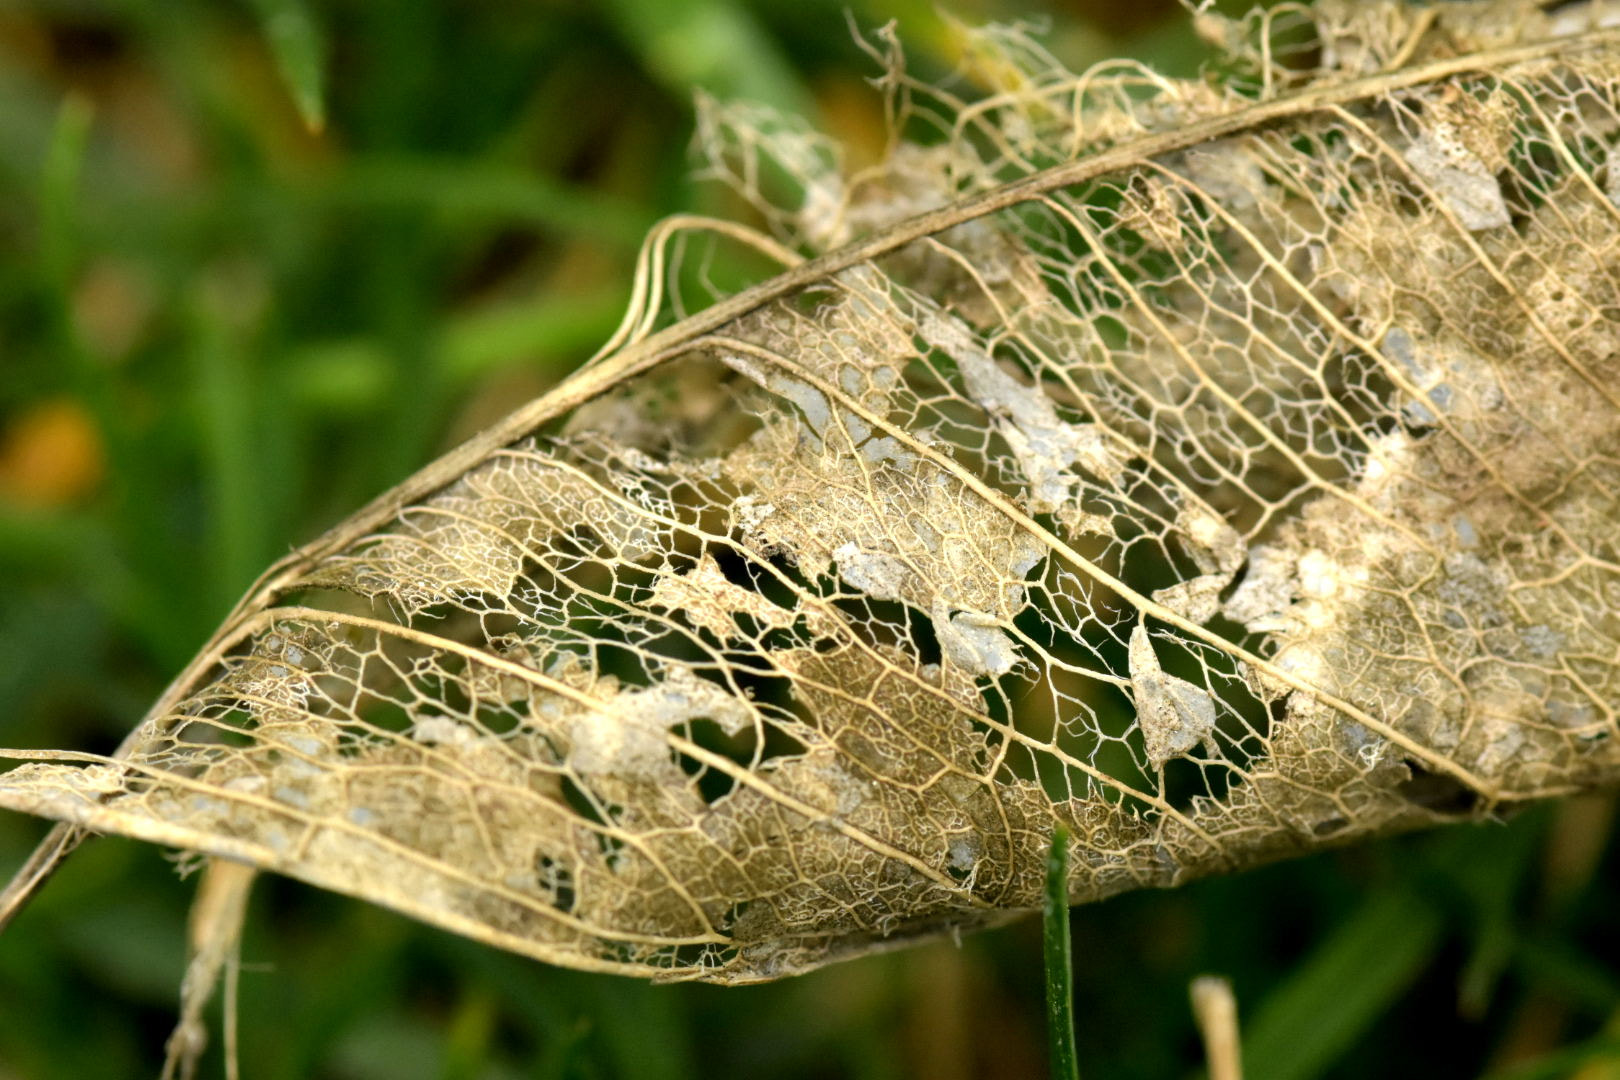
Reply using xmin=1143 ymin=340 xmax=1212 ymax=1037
xmin=603 ymin=0 xmax=812 ymax=116
xmin=186 ymin=285 xmax=267 ymax=609
xmin=251 ymin=0 xmax=328 ymax=132
xmin=318 ymin=157 xmax=651 ymax=246
xmin=39 ymin=94 xmax=93 ymax=291
xmin=1045 ymin=825 xmax=1079 ymax=1080
xmin=1242 ymin=888 xmax=1443 ymax=1080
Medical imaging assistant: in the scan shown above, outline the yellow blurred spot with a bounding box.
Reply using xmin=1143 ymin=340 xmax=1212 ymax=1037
xmin=943 ymin=16 xmax=1030 ymax=95
xmin=72 ymin=258 xmax=154 ymax=362
xmin=0 ymin=397 xmax=105 ymax=505
xmin=814 ymin=75 xmax=888 ymax=174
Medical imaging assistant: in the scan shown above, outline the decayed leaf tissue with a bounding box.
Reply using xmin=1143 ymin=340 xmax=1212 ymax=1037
xmin=3 ymin=0 xmax=1618 ymax=1011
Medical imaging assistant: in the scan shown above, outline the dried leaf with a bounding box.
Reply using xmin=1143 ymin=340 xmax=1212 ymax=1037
xmin=4 ymin=1 xmax=1620 ymax=1005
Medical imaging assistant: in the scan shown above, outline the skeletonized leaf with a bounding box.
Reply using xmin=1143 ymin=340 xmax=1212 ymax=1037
xmin=4 ymin=2 xmax=1620 ymax=989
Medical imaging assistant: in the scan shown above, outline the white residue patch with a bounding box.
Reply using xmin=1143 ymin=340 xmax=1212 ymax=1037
xmin=1520 ymin=624 xmax=1564 ymax=660
xmin=1403 ymin=123 xmax=1510 ymax=231
xmin=1356 ymin=429 xmax=1416 ymax=514
xmin=919 ymin=313 xmax=1119 ymax=512
xmin=1177 ymin=139 xmax=1266 ymax=209
xmin=1128 ymin=622 xmax=1217 ymax=767
xmin=222 ymin=775 xmax=267 ymax=796
xmin=936 ymin=606 xmax=1020 ymax=677
xmin=1223 ymin=544 xmax=1299 ymax=633
xmin=1452 ymin=516 xmax=1478 ymax=549
xmin=1382 ymin=327 xmax=1470 ymax=425
xmin=568 ymin=665 xmax=753 ymax=779
xmin=732 ymin=494 xmax=776 ymax=534
xmin=833 ymin=542 xmax=910 ymax=602
xmin=947 ymin=835 xmax=978 ymax=874
xmin=412 ymin=715 xmax=482 ymax=747
xmin=860 ymin=436 xmax=910 ymax=465
xmin=769 ymin=375 xmax=832 ymax=438
xmin=1176 ymin=505 xmax=1246 ymax=575
xmin=1152 ymin=573 xmax=1228 ymax=624
xmin=1296 ymin=550 xmax=1339 ymax=601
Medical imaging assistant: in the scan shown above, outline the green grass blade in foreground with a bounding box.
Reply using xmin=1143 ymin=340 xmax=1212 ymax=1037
xmin=250 ymin=0 xmax=327 ymax=131
xmin=1045 ymin=826 xmax=1079 ymax=1080
xmin=1242 ymin=888 xmax=1443 ymax=1080
xmin=187 ymin=285 xmax=274 ymax=611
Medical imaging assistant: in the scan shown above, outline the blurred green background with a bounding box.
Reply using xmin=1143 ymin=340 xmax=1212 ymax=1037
xmin=0 ymin=0 xmax=1617 ymax=1077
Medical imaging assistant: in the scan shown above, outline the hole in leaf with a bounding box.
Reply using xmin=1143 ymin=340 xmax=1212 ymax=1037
xmin=1396 ymin=762 xmax=1481 ymax=816
xmin=712 ymin=544 xmax=804 ymax=611
xmin=674 ymin=717 xmax=753 ymax=804
xmin=560 ymin=774 xmax=610 ymax=826
xmin=534 ymin=853 xmax=576 ymax=913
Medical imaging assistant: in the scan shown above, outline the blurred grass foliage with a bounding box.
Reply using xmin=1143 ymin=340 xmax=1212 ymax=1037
xmin=0 ymin=0 xmax=1617 ymax=1077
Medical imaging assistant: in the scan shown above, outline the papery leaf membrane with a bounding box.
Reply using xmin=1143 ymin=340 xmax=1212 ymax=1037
xmin=4 ymin=1 xmax=1619 ymax=983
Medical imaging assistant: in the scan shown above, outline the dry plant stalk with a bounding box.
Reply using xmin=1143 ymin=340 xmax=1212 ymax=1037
xmin=3 ymin=0 xmax=1619 ymax=1003
xmin=1191 ymin=975 xmax=1243 ymax=1080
